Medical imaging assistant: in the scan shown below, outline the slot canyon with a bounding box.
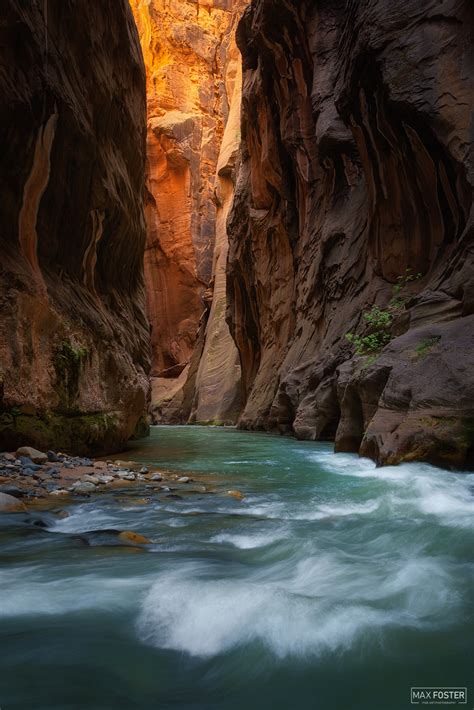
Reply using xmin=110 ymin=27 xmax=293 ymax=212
xmin=1 ymin=2 xmax=474 ymax=708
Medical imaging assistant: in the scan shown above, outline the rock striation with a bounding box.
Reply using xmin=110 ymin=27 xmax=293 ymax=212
xmin=131 ymin=0 xmax=244 ymax=423
xmin=228 ymin=0 xmax=474 ymax=468
xmin=0 ymin=0 xmax=150 ymax=455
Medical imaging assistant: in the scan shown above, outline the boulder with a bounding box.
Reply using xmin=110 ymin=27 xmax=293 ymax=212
xmin=0 ymin=485 xmax=26 ymax=497
xmin=117 ymin=472 xmax=136 ymax=481
xmin=0 ymin=492 xmax=27 ymax=512
xmin=71 ymin=481 xmax=96 ymax=494
xmin=16 ymin=447 xmax=48 ymax=464
xmin=117 ymin=530 xmax=151 ymax=545
xmin=227 ymin=490 xmax=245 ymax=500
xmin=81 ymin=475 xmax=100 ymax=484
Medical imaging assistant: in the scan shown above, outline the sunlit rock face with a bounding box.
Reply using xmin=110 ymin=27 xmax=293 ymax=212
xmin=228 ymin=0 xmax=474 ymax=468
xmin=131 ymin=0 xmax=244 ymax=423
xmin=0 ymin=0 xmax=150 ymax=454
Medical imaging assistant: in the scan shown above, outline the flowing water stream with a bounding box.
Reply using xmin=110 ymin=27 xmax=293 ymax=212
xmin=1 ymin=426 xmax=473 ymax=709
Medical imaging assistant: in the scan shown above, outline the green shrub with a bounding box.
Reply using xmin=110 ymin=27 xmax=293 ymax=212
xmin=346 ymin=269 xmax=422 ymax=358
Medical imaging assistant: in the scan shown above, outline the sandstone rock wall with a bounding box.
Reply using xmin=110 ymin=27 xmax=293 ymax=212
xmin=228 ymin=0 xmax=474 ymax=468
xmin=187 ymin=20 xmax=243 ymax=424
xmin=0 ymin=0 xmax=150 ymax=455
xmin=131 ymin=0 xmax=244 ymax=422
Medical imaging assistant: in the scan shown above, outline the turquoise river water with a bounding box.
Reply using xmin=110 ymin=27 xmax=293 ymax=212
xmin=0 ymin=426 xmax=473 ymax=709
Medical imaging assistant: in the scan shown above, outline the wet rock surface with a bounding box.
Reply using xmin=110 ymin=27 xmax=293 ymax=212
xmin=227 ymin=0 xmax=474 ymax=469
xmin=0 ymin=447 xmax=222 ymax=508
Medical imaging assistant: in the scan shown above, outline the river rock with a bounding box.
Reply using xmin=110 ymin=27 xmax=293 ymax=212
xmin=118 ymin=472 xmax=136 ymax=481
xmin=71 ymin=481 xmax=96 ymax=494
xmin=140 ymin=467 xmax=149 ymax=474
xmin=151 ymin=473 xmax=162 ymax=481
xmin=227 ymin=490 xmax=245 ymax=500
xmin=82 ymin=475 xmax=100 ymax=485
xmin=115 ymin=460 xmax=139 ymax=470
xmin=0 ymin=485 xmax=26 ymax=497
xmin=16 ymin=447 xmax=48 ymax=464
xmin=47 ymin=451 xmax=61 ymax=463
xmin=97 ymin=475 xmax=114 ymax=484
xmin=177 ymin=476 xmax=191 ymax=484
xmin=49 ymin=489 xmax=69 ymax=497
xmin=1 ymin=453 xmax=15 ymax=462
xmin=118 ymin=531 xmax=151 ymax=545
xmin=0 ymin=492 xmax=27 ymax=512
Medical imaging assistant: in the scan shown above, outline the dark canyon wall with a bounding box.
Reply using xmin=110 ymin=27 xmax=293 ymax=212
xmin=0 ymin=0 xmax=150 ymax=454
xmin=228 ymin=0 xmax=474 ymax=468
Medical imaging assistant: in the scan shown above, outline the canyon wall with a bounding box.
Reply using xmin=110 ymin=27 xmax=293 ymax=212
xmin=228 ymin=0 xmax=474 ymax=468
xmin=131 ymin=0 xmax=243 ymax=423
xmin=0 ymin=0 xmax=150 ymax=454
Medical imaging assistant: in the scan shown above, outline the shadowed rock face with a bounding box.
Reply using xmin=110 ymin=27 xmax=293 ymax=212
xmin=228 ymin=0 xmax=474 ymax=468
xmin=131 ymin=0 xmax=244 ymax=423
xmin=0 ymin=0 xmax=150 ymax=455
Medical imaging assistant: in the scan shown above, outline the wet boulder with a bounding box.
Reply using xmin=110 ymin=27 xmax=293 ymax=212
xmin=0 ymin=492 xmax=27 ymax=512
xmin=16 ymin=447 xmax=48 ymax=464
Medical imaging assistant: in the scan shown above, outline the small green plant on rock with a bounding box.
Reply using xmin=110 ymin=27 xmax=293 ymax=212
xmin=346 ymin=268 xmax=423 ymax=359
xmin=392 ymin=268 xmax=422 ymax=295
xmin=346 ymin=306 xmax=393 ymax=356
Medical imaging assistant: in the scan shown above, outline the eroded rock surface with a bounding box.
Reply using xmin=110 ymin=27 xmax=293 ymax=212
xmin=131 ymin=0 xmax=244 ymax=422
xmin=228 ymin=0 xmax=474 ymax=468
xmin=0 ymin=0 xmax=150 ymax=454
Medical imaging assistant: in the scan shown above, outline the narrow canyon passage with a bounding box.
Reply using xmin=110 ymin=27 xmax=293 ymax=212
xmin=130 ymin=0 xmax=244 ymax=427
xmin=0 ymin=1 xmax=473 ymax=709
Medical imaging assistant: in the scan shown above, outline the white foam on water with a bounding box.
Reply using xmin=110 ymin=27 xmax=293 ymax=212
xmin=51 ymin=504 xmax=117 ymax=533
xmin=285 ymin=553 xmax=458 ymax=619
xmin=136 ymin=539 xmax=460 ymax=659
xmin=310 ymin=450 xmax=474 ymax=528
xmin=411 ymin=473 xmax=474 ymax=529
xmin=295 ymin=499 xmax=380 ymax=521
xmin=210 ymin=529 xmax=288 ymax=549
xmin=137 ymin=570 xmax=417 ymax=659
